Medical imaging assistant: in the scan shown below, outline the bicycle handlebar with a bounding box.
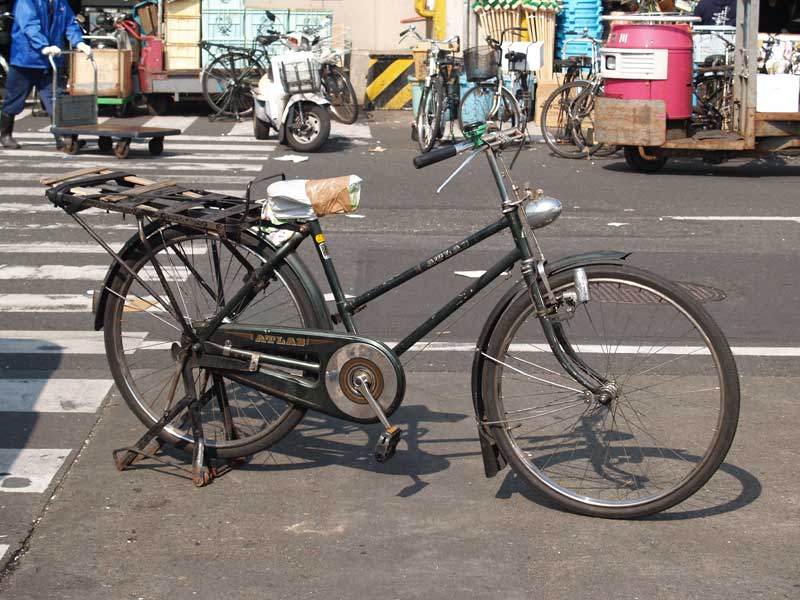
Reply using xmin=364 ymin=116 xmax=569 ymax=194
xmin=413 ymin=128 xmax=525 ymax=169
xmin=400 ymin=24 xmax=459 ymax=47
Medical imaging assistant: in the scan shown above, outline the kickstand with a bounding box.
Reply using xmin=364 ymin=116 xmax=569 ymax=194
xmin=112 ymin=358 xmax=218 ymax=487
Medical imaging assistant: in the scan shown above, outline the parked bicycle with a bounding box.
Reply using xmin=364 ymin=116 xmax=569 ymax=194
xmin=690 ymin=35 xmax=736 ymax=137
xmin=401 ymin=24 xmax=461 ymax=152
xmin=43 ymin=123 xmax=739 ymax=519
xmin=540 ymin=30 xmax=618 ymax=159
xmin=201 ymin=39 xmax=273 ymax=120
xmin=458 ymin=28 xmax=533 ymax=136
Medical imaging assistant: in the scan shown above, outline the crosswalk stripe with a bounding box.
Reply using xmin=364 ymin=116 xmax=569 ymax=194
xmin=0 ymin=294 xmax=91 ymax=312
xmin=1 ymin=184 xmax=249 ymax=197
xmin=141 ymin=116 xmax=200 ymax=131
xmin=38 ymin=116 xmax=110 ymax=133
xmin=227 ymin=120 xmax=254 ymax=137
xmin=0 ymin=331 xmax=147 ymax=354
xmin=0 ymin=173 xmax=253 ymax=184
xmin=0 ymin=149 xmax=274 ymax=161
xmin=330 ymin=122 xmax=373 ymax=139
xmin=0 ymin=265 xmax=189 ymax=281
xmin=9 ymin=132 xmax=277 ymax=144
xmin=0 ymin=448 xmax=72 ymax=494
xmin=0 ymin=242 xmax=208 ymax=254
xmin=0 ymin=203 xmax=105 ymax=214
xmin=0 ymin=379 xmax=113 ymax=413
xmin=0 ymin=544 xmax=8 ymax=560
xmin=0 ymin=160 xmax=263 ymax=172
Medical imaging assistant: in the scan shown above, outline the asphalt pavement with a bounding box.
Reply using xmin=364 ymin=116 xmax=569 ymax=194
xmin=0 ymin=107 xmax=798 ymax=599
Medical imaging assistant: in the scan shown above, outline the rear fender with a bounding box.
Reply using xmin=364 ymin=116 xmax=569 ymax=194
xmin=471 ymin=250 xmax=630 ymax=477
xmin=92 ymin=225 xmax=331 ymax=332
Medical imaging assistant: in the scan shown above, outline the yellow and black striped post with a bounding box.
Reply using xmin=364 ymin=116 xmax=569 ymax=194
xmin=364 ymin=54 xmax=414 ymax=110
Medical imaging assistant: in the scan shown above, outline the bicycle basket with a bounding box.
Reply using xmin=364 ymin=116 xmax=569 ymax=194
xmin=464 ymin=46 xmax=498 ymax=82
xmin=278 ymin=57 xmax=322 ymax=94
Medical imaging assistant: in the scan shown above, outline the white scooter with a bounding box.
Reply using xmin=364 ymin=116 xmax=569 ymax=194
xmin=252 ymin=31 xmax=331 ymax=152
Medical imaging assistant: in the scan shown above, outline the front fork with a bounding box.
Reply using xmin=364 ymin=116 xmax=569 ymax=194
xmin=489 ymin=153 xmax=606 ymax=395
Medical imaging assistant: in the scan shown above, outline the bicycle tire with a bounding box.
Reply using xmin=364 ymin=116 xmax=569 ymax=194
xmin=323 ymin=65 xmax=359 ymax=125
xmin=458 ymin=84 xmax=521 ymax=136
xmin=482 ymin=264 xmax=739 ymax=518
xmin=104 ymin=226 xmax=328 ymax=459
xmin=202 ymin=52 xmax=265 ymax=118
xmin=540 ymin=80 xmax=595 ymax=159
xmin=416 ymin=77 xmax=444 ymax=153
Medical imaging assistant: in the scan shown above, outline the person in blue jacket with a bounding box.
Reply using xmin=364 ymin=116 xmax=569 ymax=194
xmin=0 ymin=0 xmax=92 ymax=149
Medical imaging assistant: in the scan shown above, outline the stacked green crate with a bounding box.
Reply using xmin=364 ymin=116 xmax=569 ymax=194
xmin=244 ymin=9 xmax=333 ymax=56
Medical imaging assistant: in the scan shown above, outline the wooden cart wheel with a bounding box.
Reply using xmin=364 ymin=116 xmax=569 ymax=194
xmin=98 ymin=137 xmax=113 ymax=153
xmin=114 ymin=139 xmax=131 ymax=159
xmin=148 ymin=137 xmax=164 ymax=156
xmin=63 ymin=135 xmax=80 ymax=155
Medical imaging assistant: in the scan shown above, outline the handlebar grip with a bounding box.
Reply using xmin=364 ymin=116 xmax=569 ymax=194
xmin=399 ymin=28 xmax=409 ymax=38
xmin=413 ymin=144 xmax=458 ymax=169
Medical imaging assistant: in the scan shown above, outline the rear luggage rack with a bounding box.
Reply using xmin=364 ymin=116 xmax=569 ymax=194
xmin=43 ymin=167 xmax=262 ymax=237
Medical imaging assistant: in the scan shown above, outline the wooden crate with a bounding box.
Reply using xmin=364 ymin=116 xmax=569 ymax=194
xmin=70 ymin=50 xmax=133 ymax=98
xmin=166 ymin=16 xmax=201 ymax=45
xmin=166 ymin=0 xmax=201 ymax=17
xmin=166 ymin=43 xmax=201 ymax=71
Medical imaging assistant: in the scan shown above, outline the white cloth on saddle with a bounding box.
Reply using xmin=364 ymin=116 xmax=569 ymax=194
xmin=263 ymin=175 xmax=362 ymax=223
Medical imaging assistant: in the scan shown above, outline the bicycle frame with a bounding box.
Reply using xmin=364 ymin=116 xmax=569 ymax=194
xmin=188 ymin=149 xmax=607 ymax=400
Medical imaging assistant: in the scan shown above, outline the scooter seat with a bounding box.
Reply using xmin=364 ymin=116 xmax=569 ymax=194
xmin=264 ymin=175 xmax=363 ymax=222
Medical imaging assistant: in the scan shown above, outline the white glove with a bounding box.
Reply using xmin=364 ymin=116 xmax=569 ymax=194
xmin=76 ymin=42 xmax=92 ymax=57
xmin=42 ymin=46 xmax=62 ymax=57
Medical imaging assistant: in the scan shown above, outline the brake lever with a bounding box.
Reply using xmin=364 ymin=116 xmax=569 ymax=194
xmin=436 ymin=146 xmax=484 ymax=194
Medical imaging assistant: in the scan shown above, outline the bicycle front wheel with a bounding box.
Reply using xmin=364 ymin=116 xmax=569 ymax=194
xmin=104 ymin=227 xmax=327 ymax=459
xmin=458 ymin=84 xmax=521 ymax=135
xmin=417 ymin=78 xmax=444 ymax=152
xmin=482 ymin=265 xmax=739 ymax=518
xmin=202 ymin=52 xmax=265 ymax=118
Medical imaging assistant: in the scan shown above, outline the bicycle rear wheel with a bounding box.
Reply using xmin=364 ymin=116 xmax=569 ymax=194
xmin=458 ymin=84 xmax=521 ymax=135
xmin=202 ymin=52 xmax=265 ymax=118
xmin=104 ymin=227 xmax=327 ymax=459
xmin=322 ymin=65 xmax=359 ymax=124
xmin=540 ymin=80 xmax=595 ymax=159
xmin=482 ymin=265 xmax=739 ymax=518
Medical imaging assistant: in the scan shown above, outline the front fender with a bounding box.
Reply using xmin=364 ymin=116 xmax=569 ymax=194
xmin=471 ymin=250 xmax=630 ymax=477
xmin=92 ymin=226 xmax=331 ymax=332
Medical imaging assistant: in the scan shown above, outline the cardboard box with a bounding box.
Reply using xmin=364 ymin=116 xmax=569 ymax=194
xmin=534 ymin=80 xmax=561 ymax=126
xmin=70 ymin=49 xmax=133 ymax=98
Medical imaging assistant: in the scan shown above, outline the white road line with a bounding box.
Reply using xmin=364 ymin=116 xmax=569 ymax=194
xmin=391 ymin=342 xmax=800 ymax=357
xmin=323 ymin=293 xmax=355 ymax=301
xmin=141 ymin=116 xmax=198 ymax=131
xmin=0 ymin=379 xmax=113 ymax=413
xmin=15 ymin=108 xmax=32 ymax=121
xmin=0 ymin=448 xmax=71 ymax=494
xmin=0 ymin=331 xmax=147 ymax=354
xmin=0 ymin=544 xmax=8 ymax=560
xmin=667 ymin=216 xmax=800 ymax=224
xmin=2 ymin=187 xmax=243 ymax=199
xmin=0 ymin=265 xmax=189 ymax=281
xmin=0 ymin=294 xmax=91 ymax=312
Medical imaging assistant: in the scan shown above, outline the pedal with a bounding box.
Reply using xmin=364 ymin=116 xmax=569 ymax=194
xmin=375 ymin=425 xmax=402 ymax=463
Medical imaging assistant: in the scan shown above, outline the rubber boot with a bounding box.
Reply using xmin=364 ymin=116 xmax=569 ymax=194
xmin=0 ymin=112 xmax=21 ymax=150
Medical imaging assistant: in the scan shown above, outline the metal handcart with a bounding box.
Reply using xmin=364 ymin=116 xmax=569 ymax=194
xmin=49 ymin=52 xmax=181 ymax=159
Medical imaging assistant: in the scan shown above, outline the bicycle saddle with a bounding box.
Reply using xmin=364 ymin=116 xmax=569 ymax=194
xmin=264 ymin=176 xmax=363 ymax=222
